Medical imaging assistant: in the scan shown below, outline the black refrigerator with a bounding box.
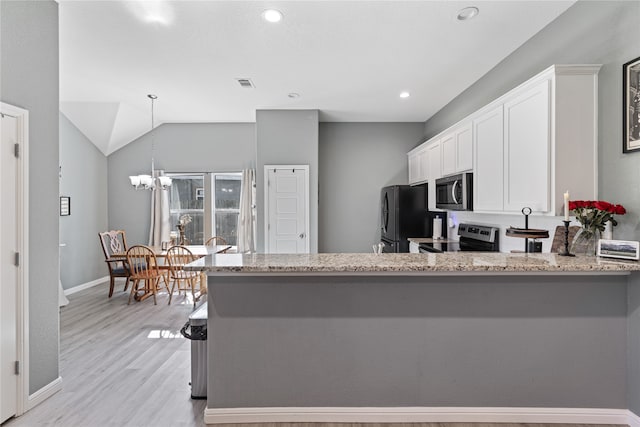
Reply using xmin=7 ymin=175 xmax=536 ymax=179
xmin=380 ymin=184 xmax=428 ymax=253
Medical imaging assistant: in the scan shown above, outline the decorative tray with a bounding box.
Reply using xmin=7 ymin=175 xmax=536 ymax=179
xmin=505 ymin=227 xmax=550 ymax=239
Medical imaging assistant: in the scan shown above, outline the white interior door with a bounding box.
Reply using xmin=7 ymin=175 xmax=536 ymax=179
xmin=1 ymin=112 xmax=19 ymax=423
xmin=265 ymin=166 xmax=309 ymax=254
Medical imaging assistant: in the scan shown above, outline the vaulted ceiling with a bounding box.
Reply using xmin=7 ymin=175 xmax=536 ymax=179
xmin=59 ymin=0 xmax=575 ymax=155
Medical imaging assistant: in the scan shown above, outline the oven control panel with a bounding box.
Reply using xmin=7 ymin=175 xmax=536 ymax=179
xmin=458 ymin=223 xmax=499 ymax=243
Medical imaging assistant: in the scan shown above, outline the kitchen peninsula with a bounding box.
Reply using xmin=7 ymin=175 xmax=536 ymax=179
xmin=187 ymin=253 xmax=640 ymax=425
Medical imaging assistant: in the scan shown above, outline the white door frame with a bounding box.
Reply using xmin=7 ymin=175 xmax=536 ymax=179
xmin=1 ymin=102 xmax=30 ymax=416
xmin=264 ymin=165 xmax=310 ymax=254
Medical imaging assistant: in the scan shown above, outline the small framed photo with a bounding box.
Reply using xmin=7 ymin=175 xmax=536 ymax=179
xmin=60 ymin=196 xmax=70 ymax=216
xmin=195 ymin=187 xmax=204 ymax=200
xmin=597 ymin=239 xmax=639 ymax=261
xmin=623 ymin=55 xmax=640 ymax=153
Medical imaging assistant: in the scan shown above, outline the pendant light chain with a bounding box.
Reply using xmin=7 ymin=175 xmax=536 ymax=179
xmin=128 ymin=94 xmax=171 ymax=190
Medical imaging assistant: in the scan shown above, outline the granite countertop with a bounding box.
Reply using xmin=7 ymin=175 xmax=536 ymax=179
xmin=184 ymin=252 xmax=640 ymax=274
xmin=408 ymin=237 xmax=459 ymax=244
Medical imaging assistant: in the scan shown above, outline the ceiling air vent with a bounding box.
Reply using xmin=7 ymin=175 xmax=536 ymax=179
xmin=235 ymin=78 xmax=255 ymax=88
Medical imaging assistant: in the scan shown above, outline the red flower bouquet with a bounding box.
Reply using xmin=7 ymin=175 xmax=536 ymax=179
xmin=568 ymin=200 xmax=626 ymax=230
xmin=569 ymin=200 xmax=626 ymax=254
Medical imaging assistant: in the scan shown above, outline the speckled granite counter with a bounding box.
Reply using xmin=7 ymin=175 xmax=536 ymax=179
xmin=186 ymin=252 xmax=640 ymax=274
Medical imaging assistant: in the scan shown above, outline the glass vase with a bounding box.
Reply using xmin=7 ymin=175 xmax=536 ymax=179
xmin=570 ymin=226 xmax=601 ymax=255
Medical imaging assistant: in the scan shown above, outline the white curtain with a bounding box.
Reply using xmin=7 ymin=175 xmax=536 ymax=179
xmin=148 ymin=170 xmax=171 ymax=246
xmin=237 ymin=168 xmax=256 ymax=253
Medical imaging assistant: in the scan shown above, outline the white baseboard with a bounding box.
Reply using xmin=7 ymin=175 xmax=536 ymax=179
xmin=204 ymin=406 xmax=632 ymax=425
xmin=628 ymin=410 xmax=640 ymax=427
xmin=64 ymin=276 xmax=109 ymax=296
xmin=27 ymin=376 xmax=62 ymax=410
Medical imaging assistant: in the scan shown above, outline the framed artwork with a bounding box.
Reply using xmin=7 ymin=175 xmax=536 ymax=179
xmin=623 ymin=56 xmax=640 ymax=153
xmin=597 ymin=239 xmax=639 ymax=261
xmin=60 ymin=196 xmax=70 ymax=216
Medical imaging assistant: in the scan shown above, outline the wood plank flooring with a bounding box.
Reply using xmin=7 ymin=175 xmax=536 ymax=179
xmin=2 ymin=282 xmax=630 ymax=427
xmin=5 ymin=281 xmax=205 ymax=427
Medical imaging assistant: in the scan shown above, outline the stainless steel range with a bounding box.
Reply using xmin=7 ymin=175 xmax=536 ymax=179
xmin=418 ymin=222 xmax=500 ymax=253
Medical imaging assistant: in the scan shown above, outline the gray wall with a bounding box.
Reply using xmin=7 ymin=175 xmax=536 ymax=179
xmin=208 ymin=274 xmax=627 ymax=408
xmin=319 ymin=123 xmax=424 ymax=253
xmin=256 ymin=110 xmax=319 ymax=253
xmin=107 ymin=123 xmax=255 ymax=245
xmin=0 ymin=0 xmax=60 ymax=394
xmin=629 ymin=272 xmax=640 ymax=414
xmin=59 ymin=113 xmax=108 ymax=289
xmin=423 ymin=0 xmax=640 ymax=241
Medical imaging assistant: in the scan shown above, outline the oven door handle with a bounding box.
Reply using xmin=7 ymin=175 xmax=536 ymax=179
xmin=451 ymin=180 xmax=459 ymax=204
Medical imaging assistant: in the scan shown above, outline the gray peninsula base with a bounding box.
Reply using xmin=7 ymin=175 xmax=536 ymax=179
xmin=207 ymin=274 xmax=630 ymax=409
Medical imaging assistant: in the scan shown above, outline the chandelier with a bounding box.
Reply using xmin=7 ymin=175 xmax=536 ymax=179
xmin=129 ymin=94 xmax=172 ymax=190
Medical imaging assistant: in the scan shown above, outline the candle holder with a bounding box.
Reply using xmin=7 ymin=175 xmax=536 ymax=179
xmin=558 ymin=220 xmax=575 ymax=257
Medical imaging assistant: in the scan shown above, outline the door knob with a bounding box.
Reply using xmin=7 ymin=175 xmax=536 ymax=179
xmin=299 ymin=233 xmax=305 ymax=239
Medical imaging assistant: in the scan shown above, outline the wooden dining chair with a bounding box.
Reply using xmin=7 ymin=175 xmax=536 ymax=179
xmin=98 ymin=230 xmax=131 ymax=297
xmin=205 ymin=236 xmax=231 ymax=253
xmin=126 ymin=245 xmax=169 ymax=305
xmin=166 ymin=245 xmax=201 ymax=307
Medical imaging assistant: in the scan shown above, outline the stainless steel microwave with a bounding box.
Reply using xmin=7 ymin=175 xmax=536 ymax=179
xmin=435 ymin=173 xmax=473 ymax=211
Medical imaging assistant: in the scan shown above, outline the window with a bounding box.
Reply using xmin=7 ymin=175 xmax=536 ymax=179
xmin=167 ymin=173 xmax=242 ymax=246
xmin=168 ymin=174 xmax=205 ymax=244
xmin=213 ymin=174 xmax=241 ymax=246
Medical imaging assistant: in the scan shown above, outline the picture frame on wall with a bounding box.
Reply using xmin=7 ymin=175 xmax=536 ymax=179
xmin=597 ymin=239 xmax=640 ymax=261
xmin=623 ymin=55 xmax=640 ymax=153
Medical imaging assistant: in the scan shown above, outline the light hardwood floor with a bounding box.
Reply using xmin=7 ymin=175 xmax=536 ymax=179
xmin=5 ymin=282 xmax=205 ymax=427
xmin=2 ymin=282 xmax=629 ymax=427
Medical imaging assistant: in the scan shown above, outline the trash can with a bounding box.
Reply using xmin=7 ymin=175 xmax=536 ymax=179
xmin=181 ymin=302 xmax=208 ymax=399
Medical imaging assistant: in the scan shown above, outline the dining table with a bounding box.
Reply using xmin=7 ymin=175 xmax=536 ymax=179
xmin=110 ymin=244 xmax=232 ymax=302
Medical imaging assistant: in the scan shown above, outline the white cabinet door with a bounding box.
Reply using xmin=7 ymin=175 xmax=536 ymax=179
xmin=455 ymin=123 xmax=473 ymax=172
xmin=426 ymin=141 xmax=442 ymax=210
xmin=427 ymin=141 xmax=441 ymax=182
xmin=408 ymin=151 xmax=420 ymax=184
xmin=473 ymin=105 xmax=504 ymax=212
xmin=440 ymin=132 xmax=456 ymax=177
xmin=408 ymin=147 xmax=428 ymax=185
xmin=418 ymin=148 xmax=429 ymax=183
xmin=503 ymin=79 xmax=550 ymax=212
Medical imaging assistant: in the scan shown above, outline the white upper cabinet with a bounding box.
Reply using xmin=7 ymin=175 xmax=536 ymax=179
xmin=441 ymin=132 xmax=456 ymax=177
xmin=426 ymin=140 xmax=442 ymax=210
xmin=412 ymin=64 xmax=600 ymax=216
xmin=473 ymin=105 xmax=504 ymax=212
xmin=408 ymin=149 xmax=421 ymax=184
xmin=455 ymin=123 xmax=473 ymax=172
xmin=408 ymin=145 xmax=428 ymax=185
xmin=441 ymin=123 xmax=472 ymax=177
xmin=503 ymin=79 xmax=550 ymax=213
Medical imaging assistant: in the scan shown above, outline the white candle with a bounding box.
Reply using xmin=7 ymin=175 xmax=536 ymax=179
xmin=563 ymin=191 xmax=570 ymax=221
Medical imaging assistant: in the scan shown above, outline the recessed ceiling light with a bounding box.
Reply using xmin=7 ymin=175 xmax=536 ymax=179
xmin=457 ymin=6 xmax=479 ymax=21
xmin=399 ymin=91 xmax=410 ymax=99
xmin=288 ymin=93 xmax=300 ymax=99
xmin=262 ymin=9 xmax=283 ymax=23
